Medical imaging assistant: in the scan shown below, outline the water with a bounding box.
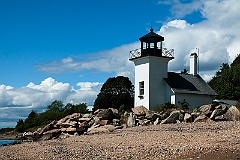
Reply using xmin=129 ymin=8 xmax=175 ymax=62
xmin=0 ymin=140 xmax=19 ymax=146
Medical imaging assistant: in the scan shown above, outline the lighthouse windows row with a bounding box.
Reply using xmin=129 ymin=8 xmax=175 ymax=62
xmin=139 ymin=81 xmax=144 ymax=96
xmin=142 ymin=42 xmax=163 ymax=49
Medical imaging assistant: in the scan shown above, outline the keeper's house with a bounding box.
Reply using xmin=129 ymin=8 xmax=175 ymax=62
xmin=129 ymin=29 xmax=217 ymax=110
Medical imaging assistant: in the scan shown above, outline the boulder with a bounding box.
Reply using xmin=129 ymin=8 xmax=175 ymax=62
xmin=60 ymin=121 xmax=78 ymax=128
xmin=198 ymin=104 xmax=215 ymax=116
xmin=86 ymin=127 xmax=109 ymax=135
xmin=210 ymin=108 xmax=227 ymax=120
xmin=57 ymin=113 xmax=81 ymax=124
xmin=153 ymin=117 xmax=160 ymax=125
xmin=214 ymin=115 xmax=225 ymax=121
xmin=23 ymin=132 xmax=33 ymax=136
xmin=224 ymin=106 xmax=240 ymax=121
xmin=194 ymin=115 xmax=213 ymax=123
xmin=66 ymin=126 xmax=85 ymax=133
xmin=132 ymin=106 xmax=149 ymax=116
xmin=179 ymin=110 xmax=185 ymax=122
xmin=79 ymin=121 xmax=88 ymax=128
xmin=137 ymin=119 xmax=151 ymax=126
xmin=95 ymin=109 xmax=114 ymax=120
xmin=82 ymin=113 xmax=93 ymax=118
xmin=161 ymin=112 xmax=170 ymax=120
xmin=184 ymin=113 xmax=192 ymax=123
xmin=191 ymin=112 xmax=201 ymax=121
xmin=152 ymin=113 xmax=161 ymax=121
xmin=96 ymin=120 xmax=110 ymax=126
xmin=161 ymin=110 xmax=180 ymax=124
xmin=127 ymin=112 xmax=136 ymax=127
xmin=39 ymin=120 xmax=56 ymax=135
xmin=79 ymin=117 xmax=92 ymax=122
xmin=40 ymin=129 xmax=61 ymax=140
xmin=102 ymin=125 xmax=116 ymax=132
xmin=42 ymin=129 xmax=61 ymax=135
xmin=215 ymin=104 xmax=228 ymax=110
xmin=112 ymin=119 xmax=121 ymax=126
xmin=65 ymin=127 xmax=77 ymax=132
xmin=58 ymin=133 xmax=71 ymax=139
xmin=109 ymin=108 xmax=119 ymax=116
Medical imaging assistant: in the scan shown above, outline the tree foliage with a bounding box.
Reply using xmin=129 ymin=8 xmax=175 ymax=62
xmin=47 ymin=100 xmax=64 ymax=112
xmin=208 ymin=54 xmax=240 ymax=100
xmin=15 ymin=101 xmax=89 ymax=132
xmin=0 ymin=127 xmax=15 ymax=133
xmin=93 ymin=76 xmax=134 ymax=112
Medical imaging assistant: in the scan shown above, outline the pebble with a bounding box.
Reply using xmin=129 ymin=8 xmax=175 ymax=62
xmin=0 ymin=121 xmax=239 ymax=159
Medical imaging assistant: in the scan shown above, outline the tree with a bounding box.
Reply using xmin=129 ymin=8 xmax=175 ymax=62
xmin=14 ymin=100 xmax=90 ymax=132
xmin=93 ymin=76 xmax=134 ymax=111
xmin=15 ymin=119 xmax=25 ymax=132
xmin=24 ymin=110 xmax=39 ymax=129
xmin=64 ymin=103 xmax=89 ymax=115
xmin=208 ymin=54 xmax=240 ymax=100
xmin=47 ymin=100 xmax=64 ymax=112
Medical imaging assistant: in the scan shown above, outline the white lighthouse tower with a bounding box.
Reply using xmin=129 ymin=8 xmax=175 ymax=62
xmin=129 ymin=29 xmax=174 ymax=110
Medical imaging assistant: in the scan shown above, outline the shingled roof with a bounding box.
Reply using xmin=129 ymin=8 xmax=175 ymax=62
xmin=163 ymin=72 xmax=218 ymax=96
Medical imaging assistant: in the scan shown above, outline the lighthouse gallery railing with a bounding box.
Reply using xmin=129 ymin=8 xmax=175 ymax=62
xmin=129 ymin=48 xmax=174 ymax=59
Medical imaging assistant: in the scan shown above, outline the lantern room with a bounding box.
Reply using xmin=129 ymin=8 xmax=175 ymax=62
xmin=139 ymin=28 xmax=164 ymax=57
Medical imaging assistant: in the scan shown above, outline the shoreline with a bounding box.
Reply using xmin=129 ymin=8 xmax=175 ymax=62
xmin=0 ymin=121 xmax=239 ymax=159
xmin=0 ymin=134 xmax=20 ymax=140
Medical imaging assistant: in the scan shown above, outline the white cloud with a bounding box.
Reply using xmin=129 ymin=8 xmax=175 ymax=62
xmin=158 ymin=0 xmax=203 ymax=18
xmin=0 ymin=78 xmax=102 ymax=128
xmin=158 ymin=0 xmax=240 ymax=77
xmin=77 ymin=82 xmax=102 ymax=91
xmin=38 ymin=43 xmax=138 ymax=81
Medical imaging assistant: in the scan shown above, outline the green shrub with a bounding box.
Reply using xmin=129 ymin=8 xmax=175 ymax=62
xmin=155 ymin=102 xmax=177 ymax=113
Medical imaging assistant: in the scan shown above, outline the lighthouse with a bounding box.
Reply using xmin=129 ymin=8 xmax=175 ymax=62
xmin=129 ymin=29 xmax=174 ymax=110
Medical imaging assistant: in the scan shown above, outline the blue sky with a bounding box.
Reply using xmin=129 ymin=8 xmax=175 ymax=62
xmin=1 ymin=0 xmax=240 ymax=128
xmin=0 ymin=0 xmax=173 ymax=87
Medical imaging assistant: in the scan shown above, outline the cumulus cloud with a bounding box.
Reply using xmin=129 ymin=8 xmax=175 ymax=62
xmin=157 ymin=0 xmax=240 ymax=80
xmin=0 ymin=78 xmax=102 ymax=128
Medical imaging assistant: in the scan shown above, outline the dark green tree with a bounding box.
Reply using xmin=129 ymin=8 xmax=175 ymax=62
xmin=47 ymin=100 xmax=64 ymax=112
xmin=208 ymin=54 xmax=240 ymax=100
xmin=15 ymin=119 xmax=25 ymax=132
xmin=93 ymin=76 xmax=134 ymax=111
xmin=24 ymin=110 xmax=39 ymax=128
xmin=64 ymin=103 xmax=89 ymax=115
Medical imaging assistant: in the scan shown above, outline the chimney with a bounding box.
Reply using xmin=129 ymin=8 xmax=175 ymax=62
xmin=190 ymin=53 xmax=198 ymax=75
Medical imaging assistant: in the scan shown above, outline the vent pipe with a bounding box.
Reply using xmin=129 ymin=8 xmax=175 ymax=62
xmin=190 ymin=52 xmax=198 ymax=75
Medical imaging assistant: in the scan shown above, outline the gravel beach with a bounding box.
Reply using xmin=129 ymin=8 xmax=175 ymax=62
xmin=0 ymin=121 xmax=239 ymax=160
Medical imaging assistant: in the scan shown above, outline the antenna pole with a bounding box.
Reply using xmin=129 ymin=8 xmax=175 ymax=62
xmin=197 ymin=48 xmax=199 ymax=74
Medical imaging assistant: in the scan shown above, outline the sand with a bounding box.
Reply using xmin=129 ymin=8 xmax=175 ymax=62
xmin=0 ymin=121 xmax=239 ymax=160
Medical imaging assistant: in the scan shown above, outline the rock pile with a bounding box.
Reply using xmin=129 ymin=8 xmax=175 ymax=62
xmin=21 ymin=108 xmax=121 ymax=141
xmin=129 ymin=102 xmax=240 ymax=126
xmin=21 ymin=102 xmax=240 ymax=141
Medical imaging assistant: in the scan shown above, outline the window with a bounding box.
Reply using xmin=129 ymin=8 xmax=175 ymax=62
xmin=139 ymin=81 xmax=144 ymax=96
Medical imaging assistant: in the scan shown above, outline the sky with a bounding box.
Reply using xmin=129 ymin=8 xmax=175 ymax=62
xmin=1 ymin=0 xmax=240 ymax=128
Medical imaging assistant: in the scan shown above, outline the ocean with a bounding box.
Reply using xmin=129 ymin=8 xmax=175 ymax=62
xmin=0 ymin=140 xmax=19 ymax=146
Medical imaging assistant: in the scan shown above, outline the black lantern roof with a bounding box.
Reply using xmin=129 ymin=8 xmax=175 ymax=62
xmin=139 ymin=28 xmax=164 ymax=42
